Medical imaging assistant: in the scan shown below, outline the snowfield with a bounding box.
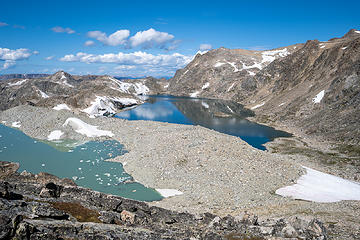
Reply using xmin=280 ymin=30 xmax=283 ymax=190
xmin=53 ymin=104 xmax=71 ymax=111
xmin=156 ymin=189 xmax=184 ymax=198
xmin=312 ymin=90 xmax=325 ymax=103
xmin=276 ymin=167 xmax=360 ymax=202
xmin=63 ymin=117 xmax=114 ymax=137
xmin=11 ymin=121 xmax=21 ymax=128
xmin=47 ymin=130 xmax=64 ymax=141
xmin=251 ymin=102 xmax=265 ymax=110
xmin=82 ymin=96 xmax=138 ymax=118
xmin=8 ymin=79 xmax=27 ymax=87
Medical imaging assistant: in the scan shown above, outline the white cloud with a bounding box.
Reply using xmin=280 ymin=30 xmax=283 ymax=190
xmin=129 ymin=28 xmax=174 ymax=48
xmin=33 ymin=50 xmax=39 ymax=55
xmin=0 ymin=22 xmax=8 ymax=27
xmin=45 ymin=55 xmax=54 ymax=60
xmin=84 ymin=40 xmax=95 ymax=46
xmin=60 ymin=51 xmax=192 ymax=68
xmin=51 ymin=26 xmax=75 ymax=34
xmin=200 ymin=43 xmax=212 ymax=51
xmin=2 ymin=61 xmax=16 ymax=70
xmin=87 ymin=30 xmax=130 ymax=46
xmin=0 ymin=48 xmax=32 ymax=61
xmin=0 ymin=48 xmax=34 ymax=71
xmin=114 ymin=65 xmax=136 ymax=70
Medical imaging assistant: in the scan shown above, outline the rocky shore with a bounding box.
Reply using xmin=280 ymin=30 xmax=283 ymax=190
xmin=0 ymin=161 xmax=328 ymax=239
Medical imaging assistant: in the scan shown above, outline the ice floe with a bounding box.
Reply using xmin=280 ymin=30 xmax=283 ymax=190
xmin=156 ymin=189 xmax=184 ymax=198
xmin=11 ymin=121 xmax=21 ymax=128
xmin=53 ymin=104 xmax=71 ymax=111
xmin=312 ymin=90 xmax=325 ymax=103
xmin=201 ymin=101 xmax=209 ymax=109
xmin=8 ymin=79 xmax=27 ymax=87
xmin=63 ymin=117 xmax=114 ymax=137
xmin=276 ymin=167 xmax=360 ymax=203
xmin=47 ymin=130 xmax=64 ymax=141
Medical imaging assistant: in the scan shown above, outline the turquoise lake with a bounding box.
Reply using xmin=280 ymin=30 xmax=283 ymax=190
xmin=116 ymin=95 xmax=292 ymax=150
xmin=0 ymin=124 xmax=162 ymax=201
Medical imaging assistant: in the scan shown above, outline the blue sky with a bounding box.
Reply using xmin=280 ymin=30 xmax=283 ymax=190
xmin=1 ymin=0 xmax=359 ymax=77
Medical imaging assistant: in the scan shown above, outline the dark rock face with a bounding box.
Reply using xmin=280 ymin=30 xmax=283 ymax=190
xmin=0 ymin=161 xmax=327 ymax=239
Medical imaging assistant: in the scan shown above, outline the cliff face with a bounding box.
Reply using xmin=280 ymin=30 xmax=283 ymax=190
xmin=167 ymin=30 xmax=360 ymax=144
xmin=0 ymin=72 xmax=166 ymax=117
xmin=0 ymin=161 xmax=327 ymax=239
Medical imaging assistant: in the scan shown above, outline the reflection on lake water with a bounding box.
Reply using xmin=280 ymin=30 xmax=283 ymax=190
xmin=0 ymin=124 xmax=162 ymax=201
xmin=116 ymin=95 xmax=292 ymax=150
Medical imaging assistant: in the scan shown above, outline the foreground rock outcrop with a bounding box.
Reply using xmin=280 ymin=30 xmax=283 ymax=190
xmin=0 ymin=161 xmax=327 ymax=239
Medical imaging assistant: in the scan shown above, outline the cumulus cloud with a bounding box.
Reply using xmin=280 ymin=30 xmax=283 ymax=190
xmin=84 ymin=40 xmax=95 ymax=46
xmin=0 ymin=22 xmax=8 ymax=27
xmin=87 ymin=30 xmax=130 ymax=46
xmin=129 ymin=28 xmax=174 ymax=49
xmin=0 ymin=47 xmax=34 ymax=70
xmin=60 ymin=51 xmax=192 ymax=69
xmin=200 ymin=44 xmax=212 ymax=51
xmin=51 ymin=26 xmax=75 ymax=34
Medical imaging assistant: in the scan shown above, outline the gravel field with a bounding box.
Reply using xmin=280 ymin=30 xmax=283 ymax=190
xmin=1 ymin=105 xmax=359 ymax=239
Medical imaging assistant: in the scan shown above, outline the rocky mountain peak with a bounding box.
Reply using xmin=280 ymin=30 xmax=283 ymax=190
xmin=343 ymin=28 xmax=360 ymax=39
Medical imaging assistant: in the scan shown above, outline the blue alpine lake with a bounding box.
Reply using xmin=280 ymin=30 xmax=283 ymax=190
xmin=0 ymin=124 xmax=162 ymax=201
xmin=116 ymin=95 xmax=292 ymax=150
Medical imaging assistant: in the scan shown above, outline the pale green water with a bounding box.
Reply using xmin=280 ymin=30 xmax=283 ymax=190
xmin=0 ymin=124 xmax=162 ymax=201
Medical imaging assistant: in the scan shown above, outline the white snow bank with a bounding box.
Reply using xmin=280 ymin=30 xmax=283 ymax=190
xmin=261 ymin=48 xmax=289 ymax=64
xmin=11 ymin=121 xmax=21 ymax=128
xmin=48 ymin=130 xmax=64 ymax=141
xmin=53 ymin=104 xmax=71 ymax=111
xmin=8 ymin=79 xmax=27 ymax=87
xmin=341 ymin=46 xmax=348 ymax=50
xmin=156 ymin=189 xmax=184 ymax=198
xmin=202 ymin=82 xmax=210 ymax=89
xmin=107 ymin=77 xmax=149 ymax=95
xmin=227 ymin=82 xmax=235 ymax=92
xmin=248 ymin=70 xmax=255 ymax=76
xmin=38 ymin=89 xmax=49 ymax=98
xmin=63 ymin=118 xmax=114 ymax=137
xmin=190 ymin=91 xmax=200 ymax=98
xmin=59 ymin=72 xmax=74 ymax=88
xmin=201 ymin=101 xmax=209 ymax=109
xmin=214 ymin=62 xmax=226 ymax=67
xmin=164 ymin=84 xmax=169 ymax=88
xmin=251 ymin=102 xmax=265 ymax=110
xmin=227 ymin=62 xmax=239 ymax=72
xmin=312 ymin=90 xmax=325 ymax=103
xmin=276 ymin=167 xmax=360 ymax=203
xmin=355 ymin=30 xmax=360 ymax=34
xmin=82 ymin=96 xmax=138 ymax=118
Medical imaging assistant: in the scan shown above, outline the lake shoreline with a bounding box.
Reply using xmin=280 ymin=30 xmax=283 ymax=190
xmin=1 ymin=105 xmax=360 ymax=238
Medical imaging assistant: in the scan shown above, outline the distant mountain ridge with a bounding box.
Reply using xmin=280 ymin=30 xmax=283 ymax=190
xmin=0 ymin=71 xmax=167 ymax=117
xmin=0 ymin=74 xmax=50 ymax=80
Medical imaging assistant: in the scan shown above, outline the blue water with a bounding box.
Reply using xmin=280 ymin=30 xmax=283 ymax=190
xmin=116 ymin=95 xmax=292 ymax=150
xmin=0 ymin=124 xmax=162 ymax=201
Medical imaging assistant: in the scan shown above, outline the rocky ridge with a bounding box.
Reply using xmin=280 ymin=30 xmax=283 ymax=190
xmin=167 ymin=29 xmax=360 ymax=145
xmin=0 ymin=71 xmax=167 ymax=117
xmin=0 ymin=161 xmax=328 ymax=240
